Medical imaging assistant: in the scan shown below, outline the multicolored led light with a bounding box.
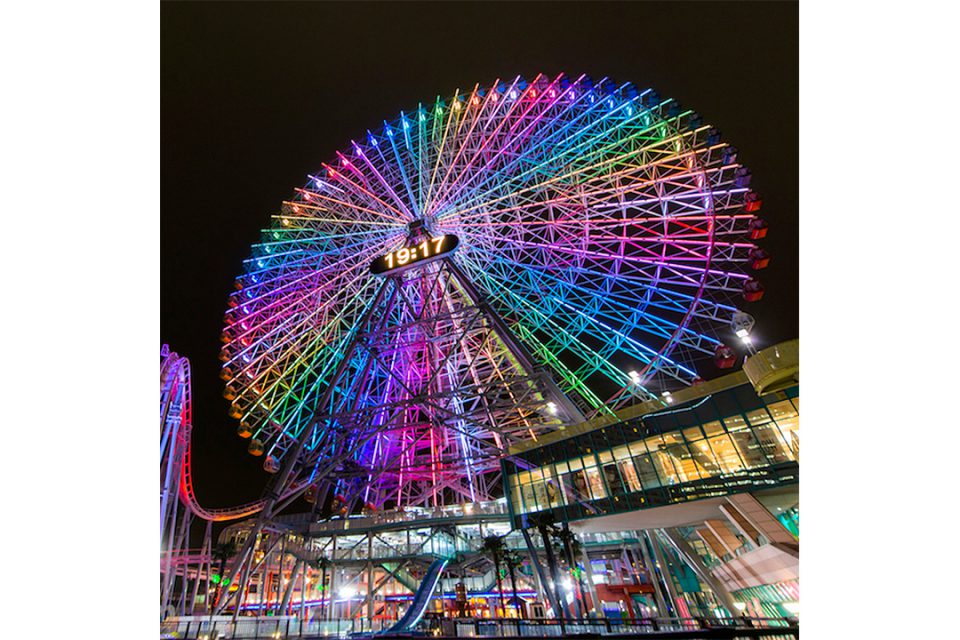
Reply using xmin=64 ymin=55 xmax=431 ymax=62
xmin=218 ymin=73 xmax=768 ymax=508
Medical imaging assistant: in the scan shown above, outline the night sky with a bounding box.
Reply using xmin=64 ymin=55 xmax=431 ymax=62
xmin=161 ymin=1 xmax=798 ymax=516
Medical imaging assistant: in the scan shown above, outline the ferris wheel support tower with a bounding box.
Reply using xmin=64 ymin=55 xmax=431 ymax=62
xmin=215 ymin=241 xmax=584 ymax=614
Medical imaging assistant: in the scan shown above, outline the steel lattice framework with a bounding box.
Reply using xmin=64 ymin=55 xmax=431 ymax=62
xmin=218 ymin=73 xmax=767 ymax=511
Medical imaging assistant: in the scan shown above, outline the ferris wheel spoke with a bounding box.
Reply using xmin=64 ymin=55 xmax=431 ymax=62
xmin=446 ymin=143 xmax=720 ymax=226
xmin=218 ymin=74 xmax=765 ymax=507
xmin=377 ymin=116 xmax=422 ymax=216
xmin=458 ymin=254 xmax=658 ymax=400
xmin=337 ymin=144 xmax=418 ymax=221
xmin=227 ymin=269 xmax=378 ymax=404
xmin=285 ymin=193 xmax=407 ymax=227
xmin=434 ymin=96 xmax=687 ymax=220
xmin=460 ymin=248 xmax=715 ymax=382
xmin=429 ymin=76 xmax=636 ymax=216
xmin=456 ymin=227 xmax=746 ymax=288
xmin=423 ymin=91 xmax=467 ymax=210
xmin=229 ymin=237 xmax=393 ymax=338
xmin=480 ymin=256 xmax=725 ymax=356
xmin=488 ymin=263 xmax=710 ymax=372
xmin=340 ymin=137 xmax=417 ymax=221
xmin=312 ymin=163 xmax=412 ymax=222
xmin=428 ymin=74 xmax=570 ymax=211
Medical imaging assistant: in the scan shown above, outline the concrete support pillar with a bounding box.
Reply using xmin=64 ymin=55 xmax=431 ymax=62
xmin=280 ymin=559 xmax=304 ymax=616
xmin=328 ymin=536 xmax=338 ymax=622
xmin=300 ymin=562 xmax=307 ymax=622
xmin=367 ymin=534 xmax=375 ymax=622
xmin=579 ymin=546 xmax=601 ymax=616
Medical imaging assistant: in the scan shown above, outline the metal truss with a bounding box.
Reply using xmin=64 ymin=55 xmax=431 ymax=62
xmin=217 ymin=72 xmax=768 ymax=512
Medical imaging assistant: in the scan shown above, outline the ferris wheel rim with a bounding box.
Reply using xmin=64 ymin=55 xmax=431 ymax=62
xmin=218 ymin=73 xmax=767 ymax=500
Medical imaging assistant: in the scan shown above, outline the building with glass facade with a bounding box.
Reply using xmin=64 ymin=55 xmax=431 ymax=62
xmin=503 ymin=340 xmax=800 ymax=619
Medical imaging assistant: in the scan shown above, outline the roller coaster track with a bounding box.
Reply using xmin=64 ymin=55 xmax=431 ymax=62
xmin=162 ymin=346 xmax=308 ymax=523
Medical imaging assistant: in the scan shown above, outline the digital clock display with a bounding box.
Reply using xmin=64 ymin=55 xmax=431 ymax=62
xmin=370 ymin=234 xmax=460 ymax=275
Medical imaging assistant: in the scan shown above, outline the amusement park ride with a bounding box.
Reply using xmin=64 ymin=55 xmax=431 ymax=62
xmin=161 ymin=73 xmax=774 ymax=628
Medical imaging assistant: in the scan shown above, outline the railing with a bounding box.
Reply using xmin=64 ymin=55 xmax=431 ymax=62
xmin=308 ymin=500 xmax=510 ymax=535
xmin=447 ymin=617 xmax=797 ymax=638
xmin=161 ymin=615 xmax=798 ymax=639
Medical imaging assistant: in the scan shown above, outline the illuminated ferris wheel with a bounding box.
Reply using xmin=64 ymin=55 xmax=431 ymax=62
xmin=218 ymin=73 xmax=769 ymax=511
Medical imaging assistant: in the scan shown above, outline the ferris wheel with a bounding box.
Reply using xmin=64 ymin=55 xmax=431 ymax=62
xmin=218 ymin=73 xmax=769 ymax=511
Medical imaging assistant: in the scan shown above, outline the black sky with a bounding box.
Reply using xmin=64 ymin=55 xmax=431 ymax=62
xmin=161 ymin=1 xmax=798 ymax=514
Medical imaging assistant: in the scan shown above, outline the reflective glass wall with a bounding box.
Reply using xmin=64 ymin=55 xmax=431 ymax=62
xmin=504 ymin=384 xmax=799 ymax=525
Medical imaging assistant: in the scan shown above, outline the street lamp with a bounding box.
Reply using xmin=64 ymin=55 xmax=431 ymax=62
xmin=730 ymin=312 xmax=757 ymax=356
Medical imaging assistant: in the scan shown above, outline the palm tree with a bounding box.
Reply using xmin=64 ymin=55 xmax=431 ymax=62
xmin=527 ymin=512 xmax=566 ymax=620
xmin=308 ymin=556 xmax=331 ymax=618
xmin=210 ymin=539 xmax=239 ymax=609
xmin=504 ymin=549 xmax=525 ymax=619
xmin=556 ymin=524 xmax=588 ymax=617
xmin=481 ymin=535 xmax=507 ymax=617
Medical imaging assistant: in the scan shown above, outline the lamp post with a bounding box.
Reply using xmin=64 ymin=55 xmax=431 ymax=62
xmin=730 ymin=312 xmax=757 ymax=356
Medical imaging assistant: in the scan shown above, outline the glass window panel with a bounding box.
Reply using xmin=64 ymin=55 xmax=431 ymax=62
xmin=767 ymin=400 xmax=797 ymax=420
xmin=598 ymin=450 xmax=614 ymax=465
xmin=645 ymin=434 xmax=666 ymax=451
xmin=634 ymin=454 xmax=662 ymax=489
xmin=584 ymin=465 xmax=608 ymax=499
xmin=627 ymin=439 xmax=649 ymax=457
xmin=707 ymin=434 xmax=745 ymax=473
xmin=618 ymin=458 xmax=643 ymax=492
xmin=662 ymin=432 xmax=684 ymax=446
xmin=603 ymin=463 xmax=627 ymax=496
xmin=723 ymin=414 xmax=749 ymax=433
xmin=728 ymin=429 xmax=770 ymax=468
xmin=703 ymin=420 xmax=725 ymax=437
xmin=567 ymin=458 xmax=584 ymax=472
xmin=775 ymin=415 xmax=799 ymax=439
xmin=554 ymin=461 xmax=570 ymax=475
xmin=650 ymin=447 xmax=680 ymax=485
xmin=689 ymin=440 xmax=722 ymax=477
xmin=571 ymin=470 xmax=592 ymax=501
xmin=543 ymin=479 xmax=562 ymax=507
xmin=532 ymin=481 xmax=550 ymax=510
xmin=746 ymin=408 xmax=773 ymax=427
xmin=665 ymin=444 xmax=699 ymax=482
xmin=613 ymin=444 xmax=633 ymax=461
xmin=511 ymin=484 xmax=523 ymax=512
xmin=521 ymin=483 xmax=537 ymax=512
xmin=750 ymin=422 xmax=793 ymax=464
xmin=683 ymin=426 xmax=704 ymax=442
xmin=559 ymin=473 xmax=578 ymax=504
